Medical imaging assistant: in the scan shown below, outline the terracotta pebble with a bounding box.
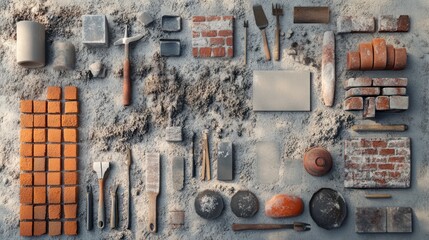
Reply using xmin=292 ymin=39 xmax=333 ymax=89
xmin=346 ymin=52 xmax=361 ymax=70
xmin=372 ymin=38 xmax=387 ymax=70
xmin=386 ymin=44 xmax=395 ymax=70
xmin=265 ymin=194 xmax=304 ymax=218
xmin=394 ymin=48 xmax=407 ymax=70
xmin=359 ymin=42 xmax=374 ymax=70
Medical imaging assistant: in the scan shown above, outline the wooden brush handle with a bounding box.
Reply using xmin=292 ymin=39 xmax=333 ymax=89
xmin=261 ymin=29 xmax=271 ymax=61
xmin=232 ymin=223 xmax=293 ymax=231
xmin=97 ymin=179 xmax=105 ymax=229
xmin=148 ymin=192 xmax=158 ymax=233
xmin=123 ymin=58 xmax=131 ymax=106
xmin=274 ymin=27 xmax=280 ymax=61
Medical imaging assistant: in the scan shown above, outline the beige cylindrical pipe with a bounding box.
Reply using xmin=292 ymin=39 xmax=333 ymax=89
xmin=53 ymin=41 xmax=75 ymax=70
xmin=16 ymin=21 xmax=45 ymax=68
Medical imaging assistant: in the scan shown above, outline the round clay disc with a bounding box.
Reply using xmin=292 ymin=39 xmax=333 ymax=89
xmin=194 ymin=190 xmax=224 ymax=219
xmin=230 ymin=190 xmax=259 ymax=218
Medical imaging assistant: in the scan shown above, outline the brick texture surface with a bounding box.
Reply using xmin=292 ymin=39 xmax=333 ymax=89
xmin=344 ymin=137 xmax=411 ymax=188
xmin=192 ymin=16 xmax=234 ymax=58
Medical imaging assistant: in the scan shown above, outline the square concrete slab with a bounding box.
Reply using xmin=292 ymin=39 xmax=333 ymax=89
xmin=356 ymin=207 xmax=386 ymax=233
xmin=256 ymin=142 xmax=280 ymax=184
xmin=172 ymin=157 xmax=184 ymax=191
xmin=217 ymin=142 xmax=233 ymax=181
xmin=253 ymin=71 xmax=311 ymax=111
xmin=166 ymin=127 xmax=182 ymax=142
xmin=82 ymin=15 xmax=108 ymax=47
xmin=387 ymin=207 xmax=412 ymax=233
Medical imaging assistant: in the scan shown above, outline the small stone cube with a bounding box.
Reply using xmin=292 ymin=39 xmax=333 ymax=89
xmin=64 ymin=144 xmax=78 ymax=157
xmin=47 ymin=86 xmax=61 ymax=100
xmin=48 ymin=158 xmax=61 ymax=171
xmin=48 ymin=204 xmax=61 ymax=220
xmin=33 ymin=100 xmax=47 ymax=113
xmin=33 ymin=115 xmax=46 ymax=128
xmin=20 ymin=205 xmax=33 ymax=220
xmin=48 ymin=221 xmax=62 ymax=236
xmin=82 ymin=15 xmax=108 ymax=47
xmin=47 ymin=114 xmax=61 ymax=128
xmin=33 ymin=129 xmax=46 ymax=143
xmin=33 ymin=158 xmax=46 ymax=171
xmin=64 ymin=204 xmax=78 ymax=219
xmin=166 ymin=127 xmax=182 ymax=142
xmin=20 ymin=157 xmax=33 ymax=171
xmin=20 ymin=100 xmax=33 ymax=113
xmin=48 ymin=187 xmax=62 ymax=203
xmin=48 ymin=129 xmax=62 ymax=143
xmin=64 ymin=158 xmax=78 ymax=171
xmin=33 ymin=221 xmax=46 ymax=236
xmin=47 ymin=172 xmax=61 ymax=186
xmin=390 ymin=96 xmax=409 ymax=110
xmin=64 ymin=186 xmax=78 ymax=203
xmin=47 ymin=144 xmax=61 ymax=157
xmin=48 ymin=101 xmax=61 ymax=113
xmin=64 ymin=101 xmax=79 ymax=113
xmin=64 ymin=172 xmax=78 ymax=185
xmin=21 ymin=114 xmax=33 ymax=128
xmin=64 ymin=86 xmax=78 ymax=100
xmin=62 ymin=115 xmax=79 ymax=127
xmin=33 ymin=186 xmax=46 ymax=204
xmin=20 ymin=143 xmax=33 ymax=157
xmin=20 ymin=221 xmax=33 ymax=236
xmin=20 ymin=129 xmax=33 ymax=142
xmin=20 ymin=187 xmax=33 ymax=204
xmin=34 ymin=205 xmax=46 ymax=220
xmin=33 ymin=172 xmax=46 ymax=186
xmin=63 ymin=128 xmax=78 ymax=142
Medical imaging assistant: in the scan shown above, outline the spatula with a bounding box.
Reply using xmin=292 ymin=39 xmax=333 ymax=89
xmin=146 ymin=152 xmax=160 ymax=233
xmin=253 ymin=5 xmax=271 ymax=61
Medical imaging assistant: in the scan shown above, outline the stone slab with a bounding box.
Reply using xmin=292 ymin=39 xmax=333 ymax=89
xmin=387 ymin=207 xmax=412 ymax=233
xmin=356 ymin=207 xmax=386 ymax=233
xmin=217 ymin=142 xmax=233 ymax=181
xmin=172 ymin=157 xmax=184 ymax=191
xmin=82 ymin=15 xmax=108 ymax=47
xmin=166 ymin=127 xmax=182 ymax=142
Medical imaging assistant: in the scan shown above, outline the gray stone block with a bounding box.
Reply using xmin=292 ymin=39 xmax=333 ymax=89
xmin=172 ymin=157 xmax=184 ymax=191
xmin=387 ymin=207 xmax=412 ymax=233
xmin=82 ymin=15 xmax=108 ymax=47
xmin=166 ymin=127 xmax=182 ymax=142
xmin=217 ymin=142 xmax=233 ymax=181
xmin=355 ymin=207 xmax=386 ymax=233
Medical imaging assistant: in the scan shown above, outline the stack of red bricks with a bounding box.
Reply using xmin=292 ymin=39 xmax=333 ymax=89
xmin=347 ymin=38 xmax=407 ymax=70
xmin=192 ymin=16 xmax=234 ymax=58
xmin=344 ymin=137 xmax=411 ymax=188
xmin=20 ymin=86 xmax=79 ymax=236
xmin=343 ymin=77 xmax=408 ymax=118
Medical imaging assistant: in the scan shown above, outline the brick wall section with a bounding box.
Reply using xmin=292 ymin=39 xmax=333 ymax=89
xmin=192 ymin=16 xmax=234 ymax=58
xmin=343 ymin=77 xmax=409 ymax=118
xmin=344 ymin=137 xmax=411 ymax=188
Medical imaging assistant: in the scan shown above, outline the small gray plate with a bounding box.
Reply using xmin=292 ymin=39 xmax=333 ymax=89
xmin=160 ymin=39 xmax=181 ymax=57
xmin=162 ymin=15 xmax=181 ymax=32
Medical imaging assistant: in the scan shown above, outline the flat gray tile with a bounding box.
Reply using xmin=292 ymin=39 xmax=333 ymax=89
xmin=355 ymin=207 xmax=386 ymax=233
xmin=387 ymin=207 xmax=412 ymax=233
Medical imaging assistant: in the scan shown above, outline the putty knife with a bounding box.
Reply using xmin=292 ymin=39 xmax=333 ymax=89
xmin=146 ymin=152 xmax=160 ymax=233
xmin=93 ymin=161 xmax=110 ymax=229
xmin=253 ymin=5 xmax=271 ymax=60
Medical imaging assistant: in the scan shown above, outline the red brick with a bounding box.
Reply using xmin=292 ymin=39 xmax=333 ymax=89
xmin=33 ymin=158 xmax=46 ymax=171
xmin=64 ymin=158 xmax=78 ymax=171
xmin=359 ymin=42 xmax=374 ymax=70
xmin=210 ymin=37 xmax=225 ymax=46
xmin=363 ymin=97 xmax=375 ymax=118
xmin=20 ymin=157 xmax=33 ymax=171
xmin=223 ymin=16 xmax=234 ymax=21
xmin=33 ymin=115 xmax=46 ymax=128
xmin=363 ymin=148 xmax=378 ymax=155
xmin=64 ymin=220 xmax=78 ymax=235
xmin=393 ymin=48 xmax=407 ymax=70
xmin=347 ymin=51 xmax=361 ymax=70
xmin=372 ymin=78 xmax=407 ymax=87
xmin=47 ymin=144 xmax=61 ymax=157
xmin=64 ymin=101 xmax=79 ymax=114
xmin=47 ymin=172 xmax=61 ymax=186
xmin=33 ymin=221 xmax=46 ymax=236
xmin=20 ymin=205 xmax=33 ymax=220
xmin=226 ymin=37 xmax=233 ymax=46
xmin=378 ymin=163 xmax=395 ymax=170
xmin=48 ymin=204 xmax=61 ymax=220
xmin=388 ymin=139 xmax=409 ymax=148
xmin=33 ymin=186 xmax=46 ymax=204
xmin=382 ymin=87 xmax=406 ymax=96
xmin=33 ymin=129 xmax=46 ymax=143
xmin=48 ymin=101 xmax=61 ymax=113
xmin=360 ymin=139 xmax=372 ymax=147
xmin=192 ymin=47 xmax=199 ymax=57
xmin=20 ymin=143 xmax=33 ymax=157
xmin=192 ymin=16 xmax=206 ymax=22
xmin=374 ymin=178 xmax=386 ymax=185
xmin=64 ymin=86 xmax=78 ymax=100
xmin=343 ymin=97 xmax=363 ymax=110
xmin=48 ymin=158 xmax=61 ymax=171
xmin=47 ymin=86 xmax=61 ymax=100
xmin=20 ymin=129 xmax=33 ymax=142
xmin=33 ymin=100 xmax=47 ymax=113
xmin=202 ymin=30 xmax=217 ymax=37
xmin=361 ymin=163 xmax=377 ymax=170
xmin=49 ymin=221 xmax=61 ymax=236
xmin=380 ymin=148 xmax=395 ymax=155
xmin=212 ymin=47 xmax=226 ymax=57
xmin=192 ymin=31 xmax=200 ymax=38
xmin=20 ymin=221 xmax=33 ymax=236
xmin=345 ymin=87 xmax=380 ymax=98
xmin=343 ymin=77 xmax=372 ymax=90
xmin=386 ymin=44 xmax=395 ymax=70
xmin=20 ymin=100 xmax=33 ymax=113
xmin=372 ymin=38 xmax=387 ymax=70
xmin=20 ymin=187 xmax=33 ymax=204
xmin=372 ymin=140 xmax=387 ymax=148
xmin=33 ymin=172 xmax=46 ymax=186
xmin=62 ymin=115 xmax=79 ymax=127
xmin=34 ymin=205 xmax=46 ymax=220
xmin=227 ymin=47 xmax=233 ymax=57
xmin=390 ymin=96 xmax=408 ymax=110
xmin=21 ymin=114 xmax=33 ymax=128
xmin=200 ymin=47 xmax=212 ymax=57
xmin=64 ymin=172 xmax=78 ymax=185
xmin=207 ymin=16 xmax=221 ymax=21
xmin=64 ymin=144 xmax=78 ymax=157
xmin=376 ymin=96 xmax=390 ymax=110
xmin=47 ymin=114 xmax=61 ymax=128
xmin=64 ymin=186 xmax=78 ymax=203
xmin=20 ymin=173 xmax=33 ymax=186
xmin=389 ymin=156 xmax=405 ymax=162
xmin=48 ymin=187 xmax=62 ymax=204
xmin=48 ymin=129 xmax=62 ymax=143
xmin=63 ymin=128 xmax=78 ymax=142
xmin=218 ymin=30 xmax=233 ymax=36
xmin=389 ymin=172 xmax=401 ymax=178
xmin=64 ymin=204 xmax=78 ymax=219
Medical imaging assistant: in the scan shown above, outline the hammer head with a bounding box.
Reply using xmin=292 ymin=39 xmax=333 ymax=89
xmin=114 ymin=25 xmax=144 ymax=46
xmin=93 ymin=162 xmax=110 ymax=179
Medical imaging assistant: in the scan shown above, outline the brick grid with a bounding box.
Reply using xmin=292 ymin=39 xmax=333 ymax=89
xmin=19 ymin=86 xmax=79 ymax=236
xmin=344 ymin=137 xmax=411 ymax=188
xmin=192 ymin=16 xmax=234 ymax=58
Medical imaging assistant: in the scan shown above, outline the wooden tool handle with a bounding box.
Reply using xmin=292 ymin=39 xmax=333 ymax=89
xmin=365 ymin=193 xmax=392 ymax=199
xmin=148 ymin=193 xmax=158 ymax=233
xmin=274 ymin=28 xmax=280 ymax=61
xmin=86 ymin=188 xmax=93 ymax=230
xmin=97 ymin=179 xmax=105 ymax=229
xmin=110 ymin=192 xmax=117 ymax=229
xmin=123 ymin=58 xmax=131 ymax=106
xmin=261 ymin=29 xmax=271 ymax=61
xmin=232 ymin=223 xmax=292 ymax=231
xmin=351 ymin=124 xmax=408 ymax=132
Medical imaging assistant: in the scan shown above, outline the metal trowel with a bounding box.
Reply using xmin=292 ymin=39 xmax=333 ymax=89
xmin=93 ymin=162 xmax=110 ymax=229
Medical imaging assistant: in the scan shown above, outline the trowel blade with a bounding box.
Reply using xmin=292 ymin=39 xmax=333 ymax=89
xmin=114 ymin=34 xmax=144 ymax=46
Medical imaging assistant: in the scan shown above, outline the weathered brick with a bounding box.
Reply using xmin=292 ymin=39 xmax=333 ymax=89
xmin=20 ymin=157 xmax=33 ymax=171
xmin=212 ymin=47 xmax=226 ymax=57
xmin=64 ymin=101 xmax=79 ymax=114
xmin=390 ymin=96 xmax=408 ymax=110
xmin=380 ymin=148 xmax=395 ymax=155
xmin=376 ymin=96 xmax=390 ymax=110
xmin=379 ymin=15 xmax=410 ymax=32
xmin=48 ymin=187 xmax=61 ymax=203
xmin=202 ymin=30 xmax=217 ymax=37
xmin=382 ymin=87 xmax=406 ymax=96
xmin=343 ymin=97 xmax=363 ymax=110
xmin=48 ymin=221 xmax=61 ymax=236
xmin=20 ymin=143 xmax=33 ymax=157
xmin=363 ymin=97 xmax=375 ymax=118
xmin=226 ymin=37 xmax=233 ymax=46
xmin=199 ymin=47 xmax=211 ymax=57
xmin=33 ymin=158 xmax=45 ymax=171
xmin=218 ymin=30 xmax=232 ymax=36
xmin=64 ymin=220 xmax=78 ymax=235
xmin=47 ymin=172 xmax=61 ymax=186
xmin=207 ymin=16 xmax=221 ymax=21
xmin=62 ymin=114 xmax=79 ymax=127
xmin=20 ymin=129 xmax=33 ymax=142
xmin=47 ymin=86 xmax=61 ymax=100
xmin=63 ymin=128 xmax=78 ymax=142
xmin=48 ymin=129 xmax=62 ymax=143
xmin=378 ymin=163 xmax=395 ymax=170
xmin=33 ymin=172 xmax=46 ymax=185
xmin=373 ymin=78 xmax=407 ymax=87
xmin=192 ymin=47 xmax=198 ymax=57
xmin=48 ymin=101 xmax=61 ymax=113
xmin=372 ymin=140 xmax=387 ymax=148
xmin=48 ymin=158 xmax=61 ymax=171
xmin=48 ymin=204 xmax=61 ymax=219
xmin=64 ymin=86 xmax=78 ymax=100
xmin=20 ymin=221 xmax=33 ymax=236
xmin=210 ymin=37 xmax=225 ymax=46
xmin=47 ymin=114 xmax=61 ymax=128
xmin=343 ymin=77 xmax=372 ymax=89
xmin=20 ymin=100 xmax=33 ymax=113
xmin=20 ymin=187 xmax=33 ymax=204
xmin=34 ymin=205 xmax=46 ymax=220
xmin=192 ymin=16 xmax=206 ymax=22
xmin=337 ymin=16 xmax=375 ymax=33
xmin=33 ymin=115 xmax=46 ymax=128
xmin=64 ymin=144 xmax=78 ymax=157
xmin=33 ymin=100 xmax=47 ymax=113
xmin=21 ymin=114 xmax=33 ymax=128
xmin=33 ymin=221 xmax=46 ymax=236
xmin=389 ymin=156 xmax=405 ymax=163
xmin=33 ymin=186 xmax=46 ymax=204
xmin=33 ymin=128 xmax=46 ymax=143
